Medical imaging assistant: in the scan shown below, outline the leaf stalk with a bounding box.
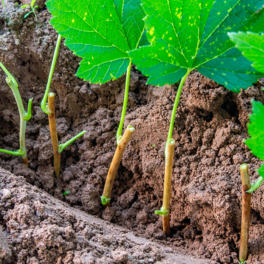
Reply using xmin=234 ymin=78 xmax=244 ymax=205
xmin=116 ymin=60 xmax=132 ymax=145
xmin=166 ymin=69 xmax=191 ymax=153
xmin=41 ymin=34 xmax=62 ymax=115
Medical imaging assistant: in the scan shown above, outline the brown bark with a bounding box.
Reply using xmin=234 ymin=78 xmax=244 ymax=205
xmin=162 ymin=139 xmax=175 ymax=236
xmin=102 ymin=126 xmax=135 ymax=204
xmin=48 ymin=93 xmax=61 ymax=178
xmin=239 ymin=164 xmax=251 ymax=263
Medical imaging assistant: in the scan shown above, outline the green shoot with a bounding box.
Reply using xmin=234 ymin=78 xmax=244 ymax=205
xmin=129 ymin=0 xmax=264 ymax=235
xmin=0 ymin=62 xmax=33 ymax=165
xmin=63 ymin=190 xmax=70 ymax=196
xmin=41 ymin=34 xmax=86 ymax=177
xmin=2 ymin=0 xmax=5 ymax=8
xmin=21 ymin=0 xmax=38 ymax=19
xmin=154 ymin=206 xmax=169 ymax=216
xmin=101 ymin=196 xmax=111 ymax=206
xmin=59 ymin=131 xmax=86 ymax=153
xmin=152 ymin=144 xmax=155 ymax=148
xmin=46 ymin=0 xmax=147 ymax=204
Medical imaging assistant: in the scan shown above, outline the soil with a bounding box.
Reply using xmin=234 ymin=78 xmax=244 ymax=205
xmin=1 ymin=1 xmax=264 ymax=264
xmin=0 ymin=168 xmax=211 ymax=264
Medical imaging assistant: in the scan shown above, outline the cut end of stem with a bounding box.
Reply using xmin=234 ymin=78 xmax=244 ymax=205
xmin=101 ymin=196 xmax=111 ymax=205
xmin=127 ymin=125 xmax=135 ymax=132
xmin=168 ymin=138 xmax=175 ymax=145
xmin=48 ymin=92 xmax=55 ymax=98
xmin=240 ymin=164 xmax=248 ymax=171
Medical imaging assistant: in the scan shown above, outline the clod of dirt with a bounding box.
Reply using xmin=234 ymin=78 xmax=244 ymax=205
xmin=1 ymin=188 xmax=11 ymax=200
xmin=81 ymin=184 xmax=101 ymax=214
xmin=111 ymin=250 xmax=128 ymax=263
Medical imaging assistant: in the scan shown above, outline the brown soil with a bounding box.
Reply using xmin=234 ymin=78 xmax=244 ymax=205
xmin=0 ymin=168 xmax=211 ymax=264
xmin=1 ymin=1 xmax=264 ymax=263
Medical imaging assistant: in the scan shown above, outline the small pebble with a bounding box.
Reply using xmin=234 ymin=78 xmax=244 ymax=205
xmin=2 ymin=189 xmax=11 ymax=200
xmin=111 ymin=250 xmax=128 ymax=263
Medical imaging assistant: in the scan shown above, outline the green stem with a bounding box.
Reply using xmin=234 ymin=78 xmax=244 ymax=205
xmin=41 ymin=34 xmax=62 ymax=114
xmin=0 ymin=62 xmax=32 ymax=161
xmin=2 ymin=0 xmax=5 ymax=7
xmin=166 ymin=69 xmax=191 ymax=153
xmin=59 ymin=131 xmax=86 ymax=153
xmin=32 ymin=7 xmax=37 ymax=19
xmin=0 ymin=149 xmax=25 ymax=156
xmin=247 ymin=176 xmax=264 ymax=193
xmin=116 ymin=60 xmax=132 ymax=145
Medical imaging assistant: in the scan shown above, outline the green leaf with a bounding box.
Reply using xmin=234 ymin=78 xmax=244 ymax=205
xmin=31 ymin=0 xmax=36 ymax=8
xmin=24 ymin=11 xmax=33 ymax=19
xmin=46 ymin=0 xmax=146 ymax=84
xmin=229 ymin=31 xmax=264 ymax=73
xmin=245 ymin=100 xmax=264 ymax=164
xmin=129 ymin=0 xmax=264 ymax=92
xmin=21 ymin=4 xmax=30 ymax=8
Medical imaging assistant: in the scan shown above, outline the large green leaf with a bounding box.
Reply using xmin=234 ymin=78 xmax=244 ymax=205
xmin=129 ymin=0 xmax=264 ymax=92
xmin=229 ymin=31 xmax=264 ymax=73
xmin=46 ymin=0 xmax=146 ymax=84
xmin=245 ymin=100 xmax=264 ymax=178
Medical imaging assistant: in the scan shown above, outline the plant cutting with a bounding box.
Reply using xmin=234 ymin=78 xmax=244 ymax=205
xmin=46 ymin=0 xmax=147 ymax=204
xmin=41 ymin=34 xmax=86 ymax=178
xmin=239 ymin=164 xmax=251 ymax=264
xmin=234 ymin=101 xmax=264 ymax=264
xmin=0 ymin=62 xmax=33 ymax=165
xmin=229 ymin=32 xmax=264 ymax=193
xmin=129 ymin=0 xmax=264 ymax=235
xmin=21 ymin=0 xmax=38 ymax=19
xmin=228 ymin=31 xmax=264 ymax=263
